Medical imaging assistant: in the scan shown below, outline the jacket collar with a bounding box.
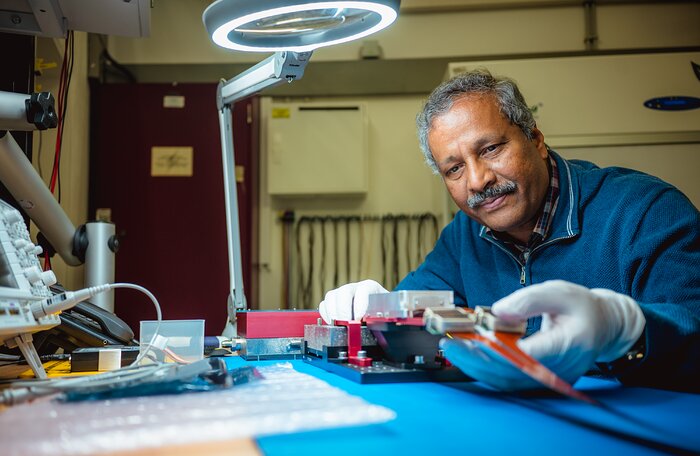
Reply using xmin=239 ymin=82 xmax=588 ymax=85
xmin=548 ymin=150 xmax=580 ymax=239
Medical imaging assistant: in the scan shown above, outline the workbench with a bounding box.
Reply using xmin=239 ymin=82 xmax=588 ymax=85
xmin=3 ymin=356 xmax=699 ymax=455
xmin=224 ymin=358 xmax=700 ymax=456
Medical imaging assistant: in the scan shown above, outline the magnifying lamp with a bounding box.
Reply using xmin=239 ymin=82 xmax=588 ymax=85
xmin=204 ymin=1 xmax=399 ymax=52
xmin=202 ymin=0 xmax=400 ymax=336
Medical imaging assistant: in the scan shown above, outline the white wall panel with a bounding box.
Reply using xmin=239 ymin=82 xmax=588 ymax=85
xmin=266 ymin=103 xmax=368 ymax=196
xmin=447 ymin=52 xmax=700 ymax=145
xmin=558 ymin=143 xmax=700 ymax=209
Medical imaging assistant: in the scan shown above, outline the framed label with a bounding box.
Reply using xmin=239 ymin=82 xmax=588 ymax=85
xmin=151 ymin=147 xmax=193 ymax=177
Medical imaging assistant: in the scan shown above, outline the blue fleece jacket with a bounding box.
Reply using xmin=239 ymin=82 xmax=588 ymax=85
xmin=396 ymin=151 xmax=700 ymax=391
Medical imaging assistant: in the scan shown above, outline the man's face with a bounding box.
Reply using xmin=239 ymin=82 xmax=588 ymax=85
xmin=428 ymin=94 xmax=550 ymax=241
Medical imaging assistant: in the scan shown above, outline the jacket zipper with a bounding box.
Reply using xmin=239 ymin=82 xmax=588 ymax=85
xmin=481 ymin=233 xmax=577 ymax=286
xmin=481 ymin=236 xmax=525 ymax=283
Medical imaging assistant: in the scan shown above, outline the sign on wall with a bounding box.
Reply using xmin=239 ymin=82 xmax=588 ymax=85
xmin=151 ymin=146 xmax=193 ymax=177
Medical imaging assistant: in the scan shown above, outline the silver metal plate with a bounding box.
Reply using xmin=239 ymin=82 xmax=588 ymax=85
xmin=240 ymin=337 xmax=304 ymax=360
xmin=366 ymin=290 xmax=454 ymax=318
xmin=304 ymin=324 xmax=376 ymax=352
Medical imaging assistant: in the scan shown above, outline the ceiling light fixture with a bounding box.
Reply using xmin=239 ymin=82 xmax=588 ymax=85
xmin=203 ymin=1 xmax=399 ymax=52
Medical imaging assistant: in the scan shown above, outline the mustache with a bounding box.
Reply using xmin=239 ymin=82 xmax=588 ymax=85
xmin=467 ymin=181 xmax=517 ymax=209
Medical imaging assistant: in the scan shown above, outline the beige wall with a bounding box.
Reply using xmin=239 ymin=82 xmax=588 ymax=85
xmin=258 ymin=96 xmax=447 ymax=309
xmin=108 ymin=2 xmax=700 ymax=64
xmin=31 ymin=32 xmax=90 ymax=291
xmin=31 ymin=2 xmax=699 ymax=310
xmin=557 ymin=144 xmax=700 ymax=207
xmin=108 ymin=1 xmax=700 ymax=311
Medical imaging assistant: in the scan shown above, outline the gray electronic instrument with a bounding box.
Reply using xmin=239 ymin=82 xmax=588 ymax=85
xmin=0 ymin=199 xmax=59 ymax=378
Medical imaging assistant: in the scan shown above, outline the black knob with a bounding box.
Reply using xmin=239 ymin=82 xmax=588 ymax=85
xmin=108 ymin=235 xmax=120 ymax=253
xmin=25 ymin=92 xmax=58 ymax=130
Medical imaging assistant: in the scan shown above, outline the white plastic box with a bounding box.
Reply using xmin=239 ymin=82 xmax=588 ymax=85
xmin=139 ymin=319 xmax=205 ymax=364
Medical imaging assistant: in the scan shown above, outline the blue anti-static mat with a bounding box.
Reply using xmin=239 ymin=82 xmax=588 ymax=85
xmin=224 ymin=358 xmax=700 ymax=456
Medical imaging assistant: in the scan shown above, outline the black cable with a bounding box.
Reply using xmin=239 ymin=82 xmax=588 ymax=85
xmin=332 ymin=218 xmax=339 ymax=287
xmin=417 ymin=214 xmax=425 ymax=266
xmin=319 ymin=217 xmax=327 ymax=299
xmin=405 ymin=215 xmax=413 ymax=273
xmin=97 ymin=34 xmax=137 ymax=83
xmin=49 ymin=30 xmax=70 ymax=204
xmin=392 ymin=216 xmax=399 ymax=287
xmin=429 ymin=213 xmax=439 ymax=244
xmin=306 ymin=219 xmax=315 ymax=307
xmin=56 ymin=30 xmax=75 ymax=204
xmin=357 ymin=217 xmax=364 ymax=279
xmin=295 ymin=212 xmax=439 ymax=290
xmin=380 ymin=215 xmax=388 ymax=286
xmin=345 ymin=217 xmax=351 ymax=284
xmin=280 ymin=211 xmax=295 ymax=309
xmin=296 ymin=217 xmax=312 ymax=307
xmin=418 ymin=213 xmax=438 ymax=264
xmin=348 ymin=216 xmax=360 ymax=282
xmin=0 ymin=353 xmax=70 ymax=366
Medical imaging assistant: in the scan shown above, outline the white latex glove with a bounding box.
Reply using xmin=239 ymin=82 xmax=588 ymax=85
xmin=440 ymin=280 xmax=646 ymax=390
xmin=319 ymin=280 xmax=389 ymax=323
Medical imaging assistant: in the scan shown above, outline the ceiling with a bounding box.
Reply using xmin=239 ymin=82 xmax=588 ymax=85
xmin=0 ymin=0 xmax=150 ymax=38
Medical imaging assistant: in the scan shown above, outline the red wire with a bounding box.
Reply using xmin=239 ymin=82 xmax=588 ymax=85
xmin=49 ymin=33 xmax=70 ymax=195
xmin=44 ymin=33 xmax=71 ymax=271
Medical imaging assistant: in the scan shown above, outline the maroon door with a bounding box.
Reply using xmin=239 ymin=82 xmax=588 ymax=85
xmin=89 ymin=83 xmax=257 ymax=336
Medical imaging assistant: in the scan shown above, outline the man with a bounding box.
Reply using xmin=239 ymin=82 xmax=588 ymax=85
xmin=319 ymin=69 xmax=700 ymax=392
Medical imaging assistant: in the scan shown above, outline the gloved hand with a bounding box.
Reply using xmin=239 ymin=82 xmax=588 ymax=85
xmin=440 ymin=280 xmax=646 ymax=390
xmin=319 ymin=280 xmax=389 ymax=323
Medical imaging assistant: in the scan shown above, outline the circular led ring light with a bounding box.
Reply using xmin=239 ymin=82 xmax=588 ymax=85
xmin=204 ymin=1 xmax=400 ymax=53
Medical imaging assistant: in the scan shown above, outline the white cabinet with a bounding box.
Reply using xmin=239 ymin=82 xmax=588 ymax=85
xmin=446 ymin=52 xmax=700 ymax=147
xmin=264 ymin=101 xmax=368 ymax=196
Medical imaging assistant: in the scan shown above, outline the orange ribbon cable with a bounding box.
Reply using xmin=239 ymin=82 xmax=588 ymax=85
xmin=451 ymin=330 xmax=599 ymax=405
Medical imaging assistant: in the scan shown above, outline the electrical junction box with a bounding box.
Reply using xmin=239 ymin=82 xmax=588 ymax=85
xmin=264 ymin=101 xmax=368 ymax=196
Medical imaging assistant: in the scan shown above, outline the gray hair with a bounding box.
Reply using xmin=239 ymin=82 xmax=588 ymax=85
xmin=416 ymin=68 xmax=536 ymax=174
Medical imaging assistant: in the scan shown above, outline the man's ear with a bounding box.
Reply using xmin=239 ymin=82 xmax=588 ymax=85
xmin=532 ymin=127 xmax=548 ymax=159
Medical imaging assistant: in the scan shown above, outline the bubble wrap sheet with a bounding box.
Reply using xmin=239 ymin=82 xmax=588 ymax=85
xmin=0 ymin=363 xmax=395 ymax=455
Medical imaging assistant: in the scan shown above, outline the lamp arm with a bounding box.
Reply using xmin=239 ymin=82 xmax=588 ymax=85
xmin=0 ymin=90 xmax=79 ymax=264
xmin=217 ymin=51 xmax=311 ymax=336
xmin=218 ymin=51 xmax=312 ymax=106
xmin=0 ymin=91 xmax=118 ymax=311
xmin=218 ymin=105 xmax=247 ymax=328
xmin=0 ymin=130 xmax=81 ymax=266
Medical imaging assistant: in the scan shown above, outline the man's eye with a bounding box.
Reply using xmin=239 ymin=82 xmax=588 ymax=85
xmin=483 ymin=143 xmax=503 ymax=154
xmin=445 ymin=164 xmax=462 ymax=178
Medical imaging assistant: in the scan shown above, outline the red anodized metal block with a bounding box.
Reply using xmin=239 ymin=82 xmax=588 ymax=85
xmin=334 ymin=320 xmax=373 ymax=367
xmin=237 ymin=310 xmax=321 ymax=338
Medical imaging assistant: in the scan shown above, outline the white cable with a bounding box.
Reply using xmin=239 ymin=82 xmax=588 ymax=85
xmin=1 ymin=282 xmax=165 ymax=405
xmin=107 ymin=283 xmax=162 ymax=366
xmin=30 ymin=284 xmax=111 ymax=319
xmin=32 ymin=282 xmax=162 ymax=366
